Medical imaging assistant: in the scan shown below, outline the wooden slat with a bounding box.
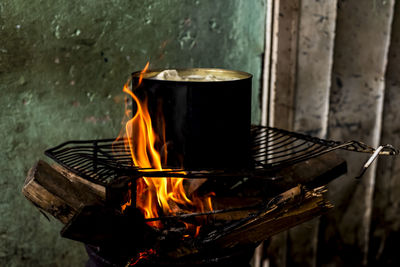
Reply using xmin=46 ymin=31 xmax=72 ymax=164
xmin=288 ymin=1 xmax=338 ymax=266
xmin=369 ymin=1 xmax=400 ymax=265
xmin=204 ymin=186 xmax=333 ymax=249
xmin=293 ymin=0 xmax=337 ymax=138
xmin=52 ymin=164 xmax=106 ymax=200
xmin=22 ymin=160 xmax=105 ymax=224
xmin=261 ymin=0 xmax=274 ymax=127
xmin=267 ymin=0 xmax=300 ymax=130
xmin=321 ymin=0 xmax=395 ymax=266
xmin=262 ymin=0 xmax=300 ymax=265
xmin=264 ymin=233 xmax=287 ymax=267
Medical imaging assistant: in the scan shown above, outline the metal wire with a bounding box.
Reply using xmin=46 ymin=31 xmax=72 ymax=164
xmin=45 ymin=125 xmax=398 ymax=186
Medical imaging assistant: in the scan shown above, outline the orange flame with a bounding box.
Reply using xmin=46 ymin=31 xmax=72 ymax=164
xmin=117 ymin=62 xmax=213 ymax=232
xmin=121 ymin=182 xmax=132 ymax=213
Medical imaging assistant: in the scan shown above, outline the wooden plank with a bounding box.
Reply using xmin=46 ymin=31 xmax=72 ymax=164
xmin=267 ymin=0 xmax=300 ymax=130
xmin=293 ymin=0 xmax=337 ymax=138
xmin=251 ymin=243 xmax=264 ymax=267
xmin=261 ymin=0 xmax=274 ymax=127
xmin=369 ymin=1 xmax=400 ymax=265
xmin=206 ymin=186 xmax=332 ymax=249
xmin=63 ymin=186 xmax=331 ymax=262
xmin=264 ymin=233 xmax=287 ymax=267
xmin=262 ymin=0 xmax=300 ymax=265
xmin=321 ymin=0 xmax=395 ymax=265
xmin=52 ymin=164 xmax=106 ymax=200
xmin=289 ymin=1 xmax=338 ymax=266
xmin=22 ymin=167 xmax=75 ymax=224
xmin=22 ymin=160 xmax=104 ymax=223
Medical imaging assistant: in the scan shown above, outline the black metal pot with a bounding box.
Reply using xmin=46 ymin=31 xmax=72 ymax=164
xmin=131 ymin=68 xmax=252 ymax=170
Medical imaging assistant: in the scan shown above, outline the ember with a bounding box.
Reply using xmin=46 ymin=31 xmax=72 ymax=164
xmin=127 ymin=248 xmax=156 ymax=266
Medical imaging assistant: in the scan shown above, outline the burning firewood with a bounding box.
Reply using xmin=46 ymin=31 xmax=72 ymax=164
xmin=22 ymin=150 xmax=344 ymax=227
xmin=202 ymin=185 xmax=332 ymax=250
xmin=142 ymin=185 xmax=332 ymax=261
xmin=21 ymin=158 xmax=336 ymax=265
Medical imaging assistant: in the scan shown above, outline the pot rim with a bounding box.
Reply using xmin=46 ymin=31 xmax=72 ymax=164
xmin=131 ymin=68 xmax=252 ymax=83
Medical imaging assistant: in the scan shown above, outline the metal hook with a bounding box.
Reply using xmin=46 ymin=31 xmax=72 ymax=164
xmin=356 ymin=146 xmax=384 ymax=179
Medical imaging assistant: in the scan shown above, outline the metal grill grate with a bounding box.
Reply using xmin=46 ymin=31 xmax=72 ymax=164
xmin=45 ymin=125 xmax=398 ymax=186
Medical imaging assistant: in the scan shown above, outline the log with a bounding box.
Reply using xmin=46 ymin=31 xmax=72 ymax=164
xmin=22 ymin=160 xmax=105 ymax=223
xmin=144 ymin=196 xmax=264 ymax=226
xmin=169 ymin=152 xmax=345 ymax=227
xmin=22 ymin=155 xmax=340 ymax=262
xmin=61 ymin=205 xmax=156 ymax=249
xmin=208 ymin=196 xmax=263 ymax=222
xmin=204 ymin=186 xmax=332 ymax=250
xmin=52 ymin=164 xmax=106 ymax=200
xmin=159 ymin=185 xmax=332 ymax=260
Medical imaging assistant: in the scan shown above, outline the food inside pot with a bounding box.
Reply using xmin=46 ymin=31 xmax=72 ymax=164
xmin=151 ymin=69 xmax=239 ymax=82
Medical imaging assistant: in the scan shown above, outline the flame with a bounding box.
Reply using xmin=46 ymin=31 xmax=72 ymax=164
xmin=121 ymin=182 xmax=132 ymax=213
xmin=117 ymin=62 xmax=213 ymax=233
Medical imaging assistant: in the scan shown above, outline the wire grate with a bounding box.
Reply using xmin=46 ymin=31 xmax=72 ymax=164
xmin=45 ymin=125 xmax=398 ymax=186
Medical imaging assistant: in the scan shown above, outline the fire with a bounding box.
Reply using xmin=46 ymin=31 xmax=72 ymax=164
xmin=116 ymin=62 xmax=213 ymax=232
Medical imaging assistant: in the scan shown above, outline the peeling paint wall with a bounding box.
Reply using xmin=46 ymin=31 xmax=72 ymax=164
xmin=260 ymin=0 xmax=398 ymax=266
xmin=0 ymin=1 xmax=265 ymax=266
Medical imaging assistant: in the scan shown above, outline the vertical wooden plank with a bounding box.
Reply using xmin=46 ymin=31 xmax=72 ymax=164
xmin=293 ymin=0 xmax=338 ymax=138
xmin=287 ymin=218 xmax=320 ymax=267
xmin=262 ymin=1 xmax=300 ymax=266
xmin=369 ymin=1 xmax=400 ymax=265
xmin=261 ymin=0 xmax=274 ymax=127
xmin=264 ymin=234 xmax=287 ymax=267
xmin=258 ymin=0 xmax=274 ymax=264
xmin=268 ymin=0 xmax=300 ymax=130
xmin=251 ymin=243 xmax=264 ymax=267
xmin=287 ymin=1 xmax=337 ymax=266
xmin=257 ymin=0 xmax=274 ymax=263
xmin=319 ymin=0 xmax=395 ymax=266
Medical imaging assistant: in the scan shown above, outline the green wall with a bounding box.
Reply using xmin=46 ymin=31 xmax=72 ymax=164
xmin=0 ymin=0 xmax=265 ymax=266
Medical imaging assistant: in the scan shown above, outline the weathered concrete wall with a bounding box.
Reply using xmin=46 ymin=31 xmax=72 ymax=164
xmin=288 ymin=1 xmax=337 ymax=267
xmin=322 ymin=0 xmax=394 ymax=265
xmin=263 ymin=1 xmax=338 ymax=266
xmin=0 ymin=1 xmax=265 ymax=266
xmin=369 ymin=1 xmax=400 ymax=265
xmin=261 ymin=1 xmax=398 ymax=266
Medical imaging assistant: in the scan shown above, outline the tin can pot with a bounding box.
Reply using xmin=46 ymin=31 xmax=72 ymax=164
xmin=131 ymin=68 xmax=252 ymax=170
